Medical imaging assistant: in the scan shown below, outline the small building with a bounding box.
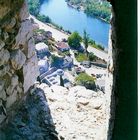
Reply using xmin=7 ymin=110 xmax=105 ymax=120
xmin=35 ymin=42 xmax=50 ymax=59
xmin=61 ymin=56 xmax=73 ymax=69
xmin=56 ymin=42 xmax=70 ymax=52
xmin=80 ymin=61 xmax=91 ymax=68
xmin=38 ymin=59 xmax=49 ymax=75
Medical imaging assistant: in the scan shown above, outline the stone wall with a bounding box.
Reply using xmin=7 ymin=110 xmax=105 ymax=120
xmin=0 ymin=1 xmax=39 ymax=125
xmin=106 ymin=0 xmax=137 ymax=139
xmin=105 ymin=7 xmax=116 ymax=140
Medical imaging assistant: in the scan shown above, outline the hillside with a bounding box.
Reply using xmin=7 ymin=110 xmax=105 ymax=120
xmin=66 ymin=0 xmax=111 ymax=22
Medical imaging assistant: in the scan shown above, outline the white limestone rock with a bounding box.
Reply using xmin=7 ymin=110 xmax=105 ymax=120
xmin=19 ymin=2 xmax=29 ymax=21
xmin=0 ymin=90 xmax=6 ymax=101
xmin=6 ymin=75 xmax=19 ymax=95
xmin=23 ymin=54 xmax=39 ymax=92
xmin=77 ymin=97 xmax=89 ymax=106
xmin=0 ymin=64 xmax=10 ymax=77
xmin=27 ymin=38 xmax=35 ymax=58
xmin=90 ymin=98 xmax=103 ymax=110
xmin=14 ymin=20 xmax=33 ymax=49
xmin=10 ymin=49 xmax=26 ymax=70
xmin=3 ymin=31 xmax=9 ymax=41
xmin=0 ymin=49 xmax=10 ymax=66
xmin=0 ymin=80 xmax=5 ymax=91
xmin=6 ymin=89 xmax=18 ymax=108
xmin=0 ymin=40 xmax=5 ymax=50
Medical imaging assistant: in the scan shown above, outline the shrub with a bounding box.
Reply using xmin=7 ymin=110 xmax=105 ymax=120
xmin=36 ymin=15 xmax=52 ymax=23
xmin=88 ymin=52 xmax=96 ymax=61
xmin=75 ymin=73 xmax=96 ymax=90
xmin=75 ymin=52 xmax=88 ymax=62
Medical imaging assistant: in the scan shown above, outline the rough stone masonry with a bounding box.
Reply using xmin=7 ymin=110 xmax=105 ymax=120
xmin=0 ymin=0 xmax=39 ymax=124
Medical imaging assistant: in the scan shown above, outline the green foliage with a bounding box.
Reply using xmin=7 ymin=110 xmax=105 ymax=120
xmin=89 ymin=39 xmax=104 ymax=51
xmin=58 ymin=51 xmax=70 ymax=57
xmin=68 ymin=32 xmax=82 ymax=49
xmin=27 ymin=0 xmax=40 ymax=16
xmin=85 ymin=1 xmax=111 ymax=22
xmin=88 ymin=52 xmax=96 ymax=61
xmin=51 ymin=54 xmax=60 ymax=63
xmin=89 ymin=39 xmax=96 ymax=45
xmin=96 ymin=44 xmax=104 ymax=50
xmin=34 ymin=28 xmax=45 ymax=34
xmin=66 ymin=0 xmax=111 ymax=22
xmin=76 ymin=73 xmax=96 ymax=90
xmin=36 ymin=15 xmax=52 ymax=23
xmin=75 ymin=52 xmax=88 ymax=62
xmin=28 ymin=0 xmax=51 ymax=23
xmin=83 ymin=30 xmax=89 ymax=53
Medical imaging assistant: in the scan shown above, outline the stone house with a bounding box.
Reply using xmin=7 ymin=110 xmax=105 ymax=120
xmin=38 ymin=59 xmax=49 ymax=75
xmin=35 ymin=42 xmax=51 ymax=59
xmin=56 ymin=41 xmax=70 ymax=52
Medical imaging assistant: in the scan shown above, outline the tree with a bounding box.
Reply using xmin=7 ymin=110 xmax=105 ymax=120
xmin=37 ymin=15 xmax=51 ymax=23
xmin=68 ymin=32 xmax=82 ymax=49
xmin=60 ymin=75 xmax=64 ymax=87
xmin=88 ymin=52 xmax=96 ymax=61
xmin=83 ymin=30 xmax=89 ymax=56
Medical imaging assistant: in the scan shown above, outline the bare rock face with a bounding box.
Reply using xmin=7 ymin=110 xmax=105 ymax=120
xmin=0 ymin=1 xmax=39 ymax=125
xmin=0 ymin=40 xmax=5 ymax=50
xmin=1 ymin=87 xmax=59 ymax=140
xmin=10 ymin=49 xmax=26 ymax=70
xmin=14 ymin=19 xmax=33 ymax=50
xmin=42 ymin=85 xmax=107 ymax=140
xmin=23 ymin=54 xmax=39 ymax=92
xmin=0 ymin=49 xmax=10 ymax=66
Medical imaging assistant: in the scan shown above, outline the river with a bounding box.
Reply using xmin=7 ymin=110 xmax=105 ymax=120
xmin=40 ymin=0 xmax=110 ymax=48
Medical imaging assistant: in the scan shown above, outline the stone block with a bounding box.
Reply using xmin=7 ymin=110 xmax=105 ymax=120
xmin=0 ymin=49 xmax=10 ymax=66
xmin=10 ymin=49 xmax=26 ymax=70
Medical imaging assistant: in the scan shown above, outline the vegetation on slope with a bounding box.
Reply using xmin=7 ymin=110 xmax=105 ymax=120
xmin=66 ymin=0 xmax=111 ymax=23
xmin=75 ymin=53 xmax=89 ymax=62
xmin=76 ymin=73 xmax=96 ymax=90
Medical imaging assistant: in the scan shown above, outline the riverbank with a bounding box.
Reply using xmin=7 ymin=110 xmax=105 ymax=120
xmin=66 ymin=1 xmax=111 ymax=23
xmin=31 ymin=15 xmax=108 ymax=61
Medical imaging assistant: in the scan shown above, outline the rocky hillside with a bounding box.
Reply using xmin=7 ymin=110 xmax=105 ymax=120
xmin=39 ymin=84 xmax=109 ymax=140
xmin=0 ymin=0 xmax=113 ymax=140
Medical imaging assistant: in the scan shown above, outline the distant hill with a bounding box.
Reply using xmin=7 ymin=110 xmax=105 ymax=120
xmin=66 ymin=0 xmax=111 ymax=23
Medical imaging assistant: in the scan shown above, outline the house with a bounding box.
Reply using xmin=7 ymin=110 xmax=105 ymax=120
xmin=38 ymin=59 xmax=49 ymax=75
xmin=41 ymin=69 xmax=71 ymax=87
xmin=56 ymin=41 xmax=70 ymax=52
xmin=51 ymin=55 xmax=73 ymax=69
xmin=80 ymin=61 xmax=91 ymax=68
xmin=61 ymin=56 xmax=73 ymax=69
xmin=35 ymin=42 xmax=51 ymax=59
